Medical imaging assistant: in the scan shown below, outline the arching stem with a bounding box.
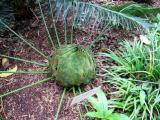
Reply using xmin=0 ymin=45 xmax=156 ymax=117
xmin=38 ymin=0 xmax=56 ymax=50
xmin=78 ymin=87 xmax=89 ymax=113
xmin=0 ymin=77 xmax=52 ymax=98
xmin=0 ymin=20 xmax=48 ymax=59
xmin=0 ymin=71 xmax=49 ymax=74
xmin=70 ymin=17 xmax=75 ymax=44
xmin=54 ymin=88 xmax=66 ymax=120
xmin=64 ymin=18 xmax=67 ymax=44
xmin=48 ymin=0 xmax=61 ymax=47
xmin=0 ymin=54 xmax=48 ymax=67
xmin=73 ymin=87 xmax=83 ymax=120
xmin=88 ymin=23 xmax=110 ymax=49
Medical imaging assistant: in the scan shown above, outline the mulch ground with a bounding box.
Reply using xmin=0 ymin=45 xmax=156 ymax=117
xmin=0 ymin=0 xmax=159 ymax=120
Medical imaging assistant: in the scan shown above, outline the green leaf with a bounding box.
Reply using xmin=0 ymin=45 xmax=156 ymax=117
xmin=0 ymin=65 xmax=18 ymax=78
xmin=153 ymin=95 xmax=160 ymax=105
xmin=86 ymin=89 xmax=112 ymax=118
xmin=87 ymin=89 xmax=108 ymax=113
xmin=86 ymin=112 xmax=104 ymax=118
xmin=87 ymin=96 xmax=100 ymax=111
xmin=96 ymin=89 xmax=108 ymax=111
xmin=107 ymin=113 xmax=130 ymax=120
xmin=54 ymin=0 xmax=152 ymax=30
xmin=102 ymin=2 xmax=160 ymax=22
xmin=86 ymin=89 xmax=130 ymax=120
xmin=140 ymin=90 xmax=146 ymax=106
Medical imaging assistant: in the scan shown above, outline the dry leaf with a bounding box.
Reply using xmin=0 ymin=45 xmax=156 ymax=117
xmin=0 ymin=65 xmax=18 ymax=77
xmin=2 ymin=58 xmax=9 ymax=68
xmin=140 ymin=35 xmax=151 ymax=45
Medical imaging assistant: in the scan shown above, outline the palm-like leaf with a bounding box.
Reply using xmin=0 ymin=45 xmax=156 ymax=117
xmin=102 ymin=2 xmax=160 ymax=22
xmin=53 ymin=0 xmax=152 ymax=31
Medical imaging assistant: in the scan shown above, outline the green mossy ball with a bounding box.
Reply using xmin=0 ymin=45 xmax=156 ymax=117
xmin=49 ymin=44 xmax=96 ymax=87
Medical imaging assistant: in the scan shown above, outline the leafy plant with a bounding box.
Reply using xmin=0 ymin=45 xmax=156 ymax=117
xmin=86 ymin=89 xmax=129 ymax=120
xmin=0 ymin=0 xmax=152 ymax=98
xmin=99 ymin=15 xmax=160 ymax=120
xmin=99 ymin=34 xmax=160 ymax=81
xmin=104 ymin=77 xmax=160 ymax=120
xmin=102 ymin=2 xmax=160 ymax=22
xmin=100 ymin=40 xmax=148 ymax=76
xmin=0 ymin=0 xmax=153 ymax=119
xmin=148 ymin=14 xmax=160 ymax=42
xmin=54 ymin=0 xmax=152 ymax=31
xmin=99 ymin=14 xmax=160 ymax=81
xmin=49 ymin=44 xmax=96 ymax=87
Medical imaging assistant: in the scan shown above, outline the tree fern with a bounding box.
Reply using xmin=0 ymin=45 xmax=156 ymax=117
xmin=53 ymin=0 xmax=152 ymax=31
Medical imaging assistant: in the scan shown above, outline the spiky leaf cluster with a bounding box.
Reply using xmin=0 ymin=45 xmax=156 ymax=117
xmin=49 ymin=44 xmax=96 ymax=87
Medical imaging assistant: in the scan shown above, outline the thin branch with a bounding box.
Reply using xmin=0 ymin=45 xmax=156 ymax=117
xmin=0 ymin=20 xmax=49 ymax=59
xmin=48 ymin=0 xmax=61 ymax=47
xmin=38 ymin=0 xmax=56 ymax=50
xmin=73 ymin=87 xmax=84 ymax=120
xmin=0 ymin=54 xmax=48 ymax=67
xmin=0 ymin=71 xmax=49 ymax=74
xmin=0 ymin=77 xmax=52 ymax=98
xmin=54 ymin=88 xmax=66 ymax=120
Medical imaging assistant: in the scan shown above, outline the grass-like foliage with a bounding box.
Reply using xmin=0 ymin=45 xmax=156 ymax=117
xmin=100 ymin=40 xmax=149 ymax=79
xmin=86 ymin=89 xmax=129 ymax=120
xmin=105 ymin=78 xmax=160 ymax=120
xmin=100 ymin=15 xmax=160 ymax=81
xmin=100 ymin=37 xmax=160 ymax=81
xmin=99 ymin=15 xmax=160 ymax=120
xmin=148 ymin=15 xmax=160 ymax=42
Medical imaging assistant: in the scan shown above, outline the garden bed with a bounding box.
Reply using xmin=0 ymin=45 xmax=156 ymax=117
xmin=0 ymin=0 xmax=160 ymax=120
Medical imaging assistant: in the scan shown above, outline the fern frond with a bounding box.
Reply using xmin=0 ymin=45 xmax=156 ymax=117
xmin=53 ymin=0 xmax=152 ymax=31
xmin=102 ymin=2 xmax=160 ymax=22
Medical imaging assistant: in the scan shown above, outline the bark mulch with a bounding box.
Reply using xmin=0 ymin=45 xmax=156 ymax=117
xmin=0 ymin=0 xmax=159 ymax=120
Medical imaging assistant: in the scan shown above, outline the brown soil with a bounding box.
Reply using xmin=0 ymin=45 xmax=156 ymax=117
xmin=0 ymin=0 xmax=159 ymax=120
